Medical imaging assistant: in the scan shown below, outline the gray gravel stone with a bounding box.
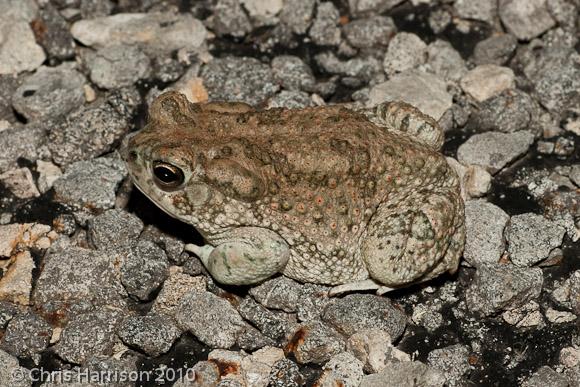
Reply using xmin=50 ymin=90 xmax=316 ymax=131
xmin=297 ymin=283 xmax=332 ymax=322
xmin=33 ymin=246 xmax=127 ymax=315
xmin=279 ymin=0 xmax=315 ymax=34
xmin=428 ymin=8 xmax=451 ymax=34
xmin=464 ymin=200 xmax=510 ymax=267
xmin=499 ymin=0 xmax=555 ymax=41
xmin=236 ymin=323 xmax=275 ymax=351
xmin=426 ymin=39 xmax=467 ymax=82
xmin=471 ymin=89 xmax=541 ymax=134
xmin=0 ymin=348 xmax=31 ymax=387
xmin=522 ymin=47 xmax=580 ymax=116
xmin=522 ymin=366 xmax=569 ymax=387
xmin=427 ymin=344 xmax=471 ymax=386
xmin=322 ymin=294 xmax=406 ymax=341
xmin=457 ymin=131 xmax=535 ymax=174
xmin=383 ymin=32 xmax=427 ymax=76
xmin=117 ymin=313 xmax=181 ymax=357
xmin=0 ymin=18 xmax=46 ymax=75
xmin=287 ymin=320 xmax=345 ymax=364
xmin=0 ymin=125 xmax=49 ymax=174
xmin=343 ymin=16 xmax=396 ymax=48
xmin=506 ymin=213 xmax=566 ymax=267
xmin=0 ymin=301 xmax=17 ymax=329
xmin=455 ymin=0 xmax=497 ymax=24
xmin=140 ymin=225 xmax=185 ymax=264
xmin=465 ymin=264 xmax=544 ymax=316
xmin=213 ymin=0 xmax=252 ymax=38
xmin=0 ymin=0 xmax=38 ymax=22
xmin=249 ymin=276 xmax=303 ymax=313
xmin=175 ymin=290 xmax=245 ymax=349
xmin=80 ymin=0 xmax=115 ymax=19
xmin=348 ymin=0 xmax=404 ymax=16
xmin=267 ymin=91 xmax=314 ymax=109
xmin=319 ymin=351 xmax=364 ymax=387
xmin=309 ymin=2 xmax=341 ymax=46
xmin=12 ymin=63 xmax=85 ymax=121
xmin=368 ymin=69 xmax=452 ymax=120
xmin=84 ymin=45 xmax=151 ymax=89
xmin=238 ymin=297 xmax=294 ymax=342
xmin=121 ymin=239 xmax=170 ymax=301
xmin=201 ymin=57 xmax=279 ymax=106
xmin=48 ymin=87 xmax=139 ymax=166
xmin=546 ymin=0 xmax=578 ymax=31
xmin=82 ymin=355 xmax=139 ymax=387
xmin=271 ymin=55 xmax=316 ymax=92
xmin=315 ymin=52 xmax=383 ymax=84
xmin=34 ymin=4 xmax=76 ymax=61
xmin=53 ymin=157 xmax=126 ymax=211
xmin=0 ymin=312 xmax=51 ymax=361
xmin=88 ymin=209 xmax=144 ymax=250
xmin=268 ymin=358 xmax=304 ymax=387
xmin=71 ymin=13 xmax=207 ymax=55
xmin=360 ymin=361 xmax=446 ymax=387
xmin=55 ymin=307 xmax=124 ymax=364
xmin=0 ymin=75 xmax=20 ymax=121
xmin=472 ymin=34 xmax=518 ymax=65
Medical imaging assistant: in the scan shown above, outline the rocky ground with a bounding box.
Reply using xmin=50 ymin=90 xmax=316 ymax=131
xmin=0 ymin=0 xmax=579 ymax=386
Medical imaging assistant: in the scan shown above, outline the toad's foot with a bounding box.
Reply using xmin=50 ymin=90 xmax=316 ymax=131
xmin=187 ymin=227 xmax=290 ymax=286
xmin=328 ymin=279 xmax=397 ymax=297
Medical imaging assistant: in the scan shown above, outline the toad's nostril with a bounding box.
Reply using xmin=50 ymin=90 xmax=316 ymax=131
xmin=128 ymin=150 xmax=138 ymax=162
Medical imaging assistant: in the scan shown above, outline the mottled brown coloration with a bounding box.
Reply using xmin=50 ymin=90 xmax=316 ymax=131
xmin=122 ymin=91 xmax=465 ymax=287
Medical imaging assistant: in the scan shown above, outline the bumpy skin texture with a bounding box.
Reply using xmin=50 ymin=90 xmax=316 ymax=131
xmin=123 ymin=91 xmax=465 ymax=287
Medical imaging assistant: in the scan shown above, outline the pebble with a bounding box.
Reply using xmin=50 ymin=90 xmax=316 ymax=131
xmin=121 ymin=239 xmax=170 ymax=301
xmin=32 ymin=246 xmax=128 ymax=316
xmin=236 ymin=323 xmax=275 ymax=351
xmin=54 ymin=307 xmax=124 ymax=364
xmin=0 ymin=19 xmax=46 ymax=75
xmin=0 ymin=0 xmax=38 ymax=22
xmin=0 ymin=348 xmax=31 ymax=387
xmin=502 ymin=301 xmax=544 ymax=328
xmin=309 ymin=2 xmax=341 ymax=46
xmin=359 ymin=361 xmax=446 ymax=387
xmin=242 ymin=346 xmax=286 ymax=387
xmin=0 ymin=301 xmax=18 ymax=329
xmin=249 ymin=276 xmax=303 ymax=313
xmin=212 ymin=0 xmax=252 ymax=38
xmin=383 ymin=32 xmax=427 ymax=76
xmin=12 ymin=63 xmax=86 ymax=121
xmin=412 ymin=302 xmax=444 ymax=332
xmin=464 ymin=200 xmax=510 ymax=267
xmin=472 ymin=34 xmax=518 ymax=65
xmin=48 ymin=87 xmax=140 ymax=166
xmin=71 ymin=13 xmax=207 ymax=54
xmin=175 ymin=290 xmax=245 ymax=349
xmin=471 ymin=89 xmax=541 ymax=134
xmin=34 ymin=4 xmax=76 ymax=61
xmin=368 ymin=69 xmax=452 ymax=120
xmin=322 ymin=294 xmax=406 ymax=341
xmin=457 ymin=131 xmax=535 ymax=174
xmin=425 ymin=39 xmax=467 ymax=82
xmin=317 ymin=351 xmax=364 ymax=387
xmin=347 ymin=0 xmax=404 ymax=16
xmin=455 ymin=0 xmax=497 ymax=24
xmin=140 ymin=225 xmax=186 ymax=264
xmin=0 ymin=223 xmax=51 ymax=258
xmin=268 ymin=358 xmax=304 ymax=387
xmin=151 ymin=268 xmax=207 ymax=315
xmin=545 ymin=307 xmax=577 ymax=324
xmin=238 ymin=296 xmax=294 ymax=342
xmin=36 ymin=160 xmax=62 ymax=194
xmin=460 ymin=64 xmax=515 ymax=102
xmin=315 ymin=52 xmax=383 ymax=84
xmin=201 ymin=57 xmax=279 ymax=106
xmin=84 ymin=45 xmax=151 ymax=89
xmin=465 ymin=264 xmax=543 ymax=316
xmin=0 ymin=168 xmax=40 ymax=199
xmin=279 ymin=0 xmax=316 ymax=34
xmin=0 ymin=312 xmax=51 ymax=362
xmin=267 ymin=91 xmax=314 ymax=109
xmin=506 ymin=213 xmax=566 ymax=267
xmin=241 ymin=0 xmax=283 ymax=25
xmin=117 ymin=313 xmax=181 ymax=357
xmin=464 ymin=165 xmax=492 ymax=198
xmin=560 ymin=346 xmax=580 ymax=369
xmin=80 ymin=0 xmax=115 ymax=19
xmin=271 ymin=55 xmax=316 ymax=92
xmin=0 ymin=125 xmax=50 ymax=174
xmin=428 ymin=8 xmax=451 ymax=34
xmin=87 ymin=209 xmax=143 ymax=250
xmin=342 ymin=16 xmax=397 ymax=48
xmin=0 ymin=251 xmax=35 ymax=305
xmin=285 ymin=320 xmax=345 ymax=364
xmin=499 ymin=0 xmax=555 ymax=41
xmin=522 ymin=366 xmax=569 ymax=387
xmin=427 ymin=344 xmax=472 ymax=386
xmin=52 ymin=157 xmax=127 ymax=212
xmin=347 ymin=329 xmax=410 ymax=373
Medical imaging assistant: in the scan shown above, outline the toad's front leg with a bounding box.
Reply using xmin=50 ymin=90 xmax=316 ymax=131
xmin=185 ymin=227 xmax=290 ymax=285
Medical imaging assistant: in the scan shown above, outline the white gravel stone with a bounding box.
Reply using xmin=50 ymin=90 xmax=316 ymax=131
xmin=460 ymin=64 xmax=515 ymax=102
xmin=0 ymin=20 xmax=46 ymax=75
xmin=426 ymin=39 xmax=467 ymax=82
xmin=455 ymin=0 xmax=497 ymax=24
xmin=36 ymin=160 xmax=62 ymax=194
xmin=0 ymin=251 xmax=35 ymax=305
xmin=0 ymin=168 xmax=39 ymax=199
xmin=502 ymin=301 xmax=544 ymax=328
xmin=545 ymin=308 xmax=577 ymax=324
xmin=464 ymin=200 xmax=510 ymax=267
xmin=499 ymin=0 xmax=555 ymax=41
xmin=368 ymin=69 xmax=452 ymax=120
xmin=383 ymin=32 xmax=427 ymax=76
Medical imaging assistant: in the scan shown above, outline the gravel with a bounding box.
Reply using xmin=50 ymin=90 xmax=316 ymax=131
xmin=464 ymin=200 xmax=510 ymax=267
xmin=499 ymin=0 xmax=556 ymax=41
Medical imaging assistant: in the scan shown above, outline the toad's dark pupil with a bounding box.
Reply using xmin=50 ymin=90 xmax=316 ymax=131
xmin=155 ymin=166 xmax=177 ymax=183
xmin=152 ymin=162 xmax=184 ymax=188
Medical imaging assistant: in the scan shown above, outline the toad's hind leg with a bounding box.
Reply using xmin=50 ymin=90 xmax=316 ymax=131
xmin=185 ymin=227 xmax=290 ymax=285
xmin=360 ymin=191 xmax=464 ymax=287
xmin=359 ymin=101 xmax=444 ymax=150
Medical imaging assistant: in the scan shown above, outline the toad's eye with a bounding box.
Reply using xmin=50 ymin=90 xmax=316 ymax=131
xmin=152 ymin=161 xmax=185 ymax=190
